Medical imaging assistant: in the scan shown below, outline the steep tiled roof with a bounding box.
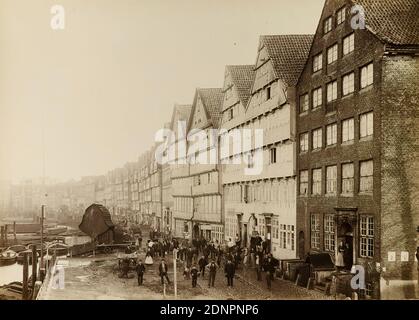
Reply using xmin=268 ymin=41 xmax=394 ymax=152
xmin=176 ymin=104 xmax=192 ymax=122
xmin=352 ymin=0 xmax=419 ymax=46
xmin=226 ymin=65 xmax=255 ymax=107
xmin=198 ymin=88 xmax=224 ymax=128
xmin=261 ymin=34 xmax=314 ymax=86
xmin=169 ymin=104 xmax=192 ymax=133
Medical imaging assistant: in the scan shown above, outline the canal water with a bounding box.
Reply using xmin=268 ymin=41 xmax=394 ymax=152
xmin=0 ymin=235 xmax=91 ymax=286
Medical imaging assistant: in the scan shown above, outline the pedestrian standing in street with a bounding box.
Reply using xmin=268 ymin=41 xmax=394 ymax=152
xmin=242 ymin=247 xmax=249 ymax=266
xmin=255 ymin=254 xmax=262 ymax=281
xmin=224 ymin=259 xmax=235 ymax=287
xmin=183 ymin=263 xmax=191 ymax=280
xmin=264 ymin=256 xmax=275 ymax=290
xmin=198 ymin=255 xmax=207 ymax=278
xmin=136 ymin=259 xmax=146 ymax=286
xmin=206 ymin=260 xmax=218 ymax=288
xmin=158 ymin=258 xmax=171 ymax=285
xmin=191 ymin=264 xmax=199 ymax=288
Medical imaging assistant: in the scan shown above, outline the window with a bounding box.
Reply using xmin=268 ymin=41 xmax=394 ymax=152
xmin=312 ymin=87 xmax=322 ymax=109
xmin=280 ymin=224 xmax=287 ymax=249
xmin=360 ymin=216 xmax=374 ymax=258
xmin=311 ymin=214 xmax=321 ymax=249
xmin=360 ymin=160 xmax=373 ymax=192
xmin=326 ymin=123 xmax=337 ymax=146
xmin=272 ymin=219 xmax=279 ymax=240
xmin=312 ymin=128 xmax=323 ymax=150
xmin=312 ymin=168 xmax=322 ymax=195
xmin=299 ymin=170 xmax=308 ymax=195
xmin=343 ymin=33 xmax=355 ymax=55
xmin=266 ymin=86 xmax=271 ymax=100
xmin=326 ymin=165 xmax=337 ymax=194
xmin=327 ymin=81 xmax=338 ymax=102
xmin=323 ymin=16 xmax=332 ymax=34
xmin=270 ymin=148 xmax=277 ymax=164
xmin=361 ymin=62 xmax=374 ymax=88
xmin=300 ymin=94 xmax=309 ymax=113
xmin=337 ymin=7 xmax=346 ymax=25
xmin=300 ymin=133 xmax=309 ymax=153
xmin=229 ymin=108 xmax=234 ymax=120
xmin=324 ymin=214 xmax=335 ymax=252
xmin=247 ymin=153 xmax=254 ymax=169
xmin=195 ymin=175 xmax=201 ymax=186
xmin=360 ymin=112 xmax=374 ymax=138
xmin=342 ymin=163 xmax=354 ymax=194
xmin=327 ymin=44 xmax=338 ymax=64
xmin=342 ymin=118 xmax=354 ymax=143
xmin=342 ymin=72 xmax=355 ymax=96
xmin=313 ymin=53 xmax=323 ymax=72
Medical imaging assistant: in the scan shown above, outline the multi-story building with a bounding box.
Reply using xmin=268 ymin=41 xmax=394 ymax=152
xmin=296 ymin=0 xmax=419 ymax=299
xmin=221 ymin=34 xmax=313 ymax=260
xmin=170 ymin=105 xmax=193 ymax=239
xmin=184 ymin=88 xmax=224 ymax=242
xmin=130 ymin=160 xmax=141 ymax=224
xmin=161 ymin=121 xmax=173 ymax=235
xmin=138 ymin=146 xmax=162 ymax=230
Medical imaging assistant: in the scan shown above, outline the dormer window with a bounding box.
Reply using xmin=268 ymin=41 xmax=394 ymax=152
xmin=323 ymin=16 xmax=332 ymax=34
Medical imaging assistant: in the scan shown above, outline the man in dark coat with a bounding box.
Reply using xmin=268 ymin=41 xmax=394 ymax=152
xmin=207 ymin=260 xmax=218 ymax=288
xmin=158 ymin=259 xmax=170 ymax=285
xmin=136 ymin=259 xmax=146 ymax=285
xmin=224 ymin=259 xmax=235 ymax=287
xmin=264 ymin=256 xmax=275 ymax=289
xmin=198 ymin=255 xmax=207 ymax=278
xmin=191 ymin=264 xmax=199 ymax=288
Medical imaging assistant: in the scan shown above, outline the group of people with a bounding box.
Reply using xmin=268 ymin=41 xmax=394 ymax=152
xmin=121 ymin=232 xmax=278 ymax=291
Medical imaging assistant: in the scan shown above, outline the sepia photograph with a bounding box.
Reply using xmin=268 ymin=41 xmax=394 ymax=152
xmin=0 ymin=0 xmax=418 ymax=306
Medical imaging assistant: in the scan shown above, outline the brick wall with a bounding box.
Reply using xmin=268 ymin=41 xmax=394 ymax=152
xmin=380 ymin=54 xmax=419 ymax=284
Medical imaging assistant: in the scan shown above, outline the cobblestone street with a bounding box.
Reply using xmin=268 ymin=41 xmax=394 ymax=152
xmin=38 ymin=248 xmax=333 ymax=300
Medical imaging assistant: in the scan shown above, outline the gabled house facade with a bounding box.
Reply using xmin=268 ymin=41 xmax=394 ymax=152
xmin=222 ymin=35 xmax=313 ymax=260
xmin=181 ymin=88 xmax=224 ymax=242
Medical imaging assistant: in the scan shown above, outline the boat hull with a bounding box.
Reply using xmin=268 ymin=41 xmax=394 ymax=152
xmin=0 ymin=257 xmax=17 ymax=266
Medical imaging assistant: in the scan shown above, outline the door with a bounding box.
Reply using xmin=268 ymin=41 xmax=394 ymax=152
xmin=298 ymin=231 xmax=305 ymax=260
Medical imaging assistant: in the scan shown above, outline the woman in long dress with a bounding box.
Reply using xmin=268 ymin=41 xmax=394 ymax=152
xmin=336 ymin=240 xmax=345 ymax=270
xmin=242 ymin=247 xmax=249 ymax=266
xmin=145 ymin=249 xmax=154 ymax=265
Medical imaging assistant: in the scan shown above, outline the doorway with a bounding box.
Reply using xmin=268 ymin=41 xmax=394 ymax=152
xmin=298 ymin=231 xmax=305 ymax=260
xmin=338 ymin=222 xmax=354 ymax=270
